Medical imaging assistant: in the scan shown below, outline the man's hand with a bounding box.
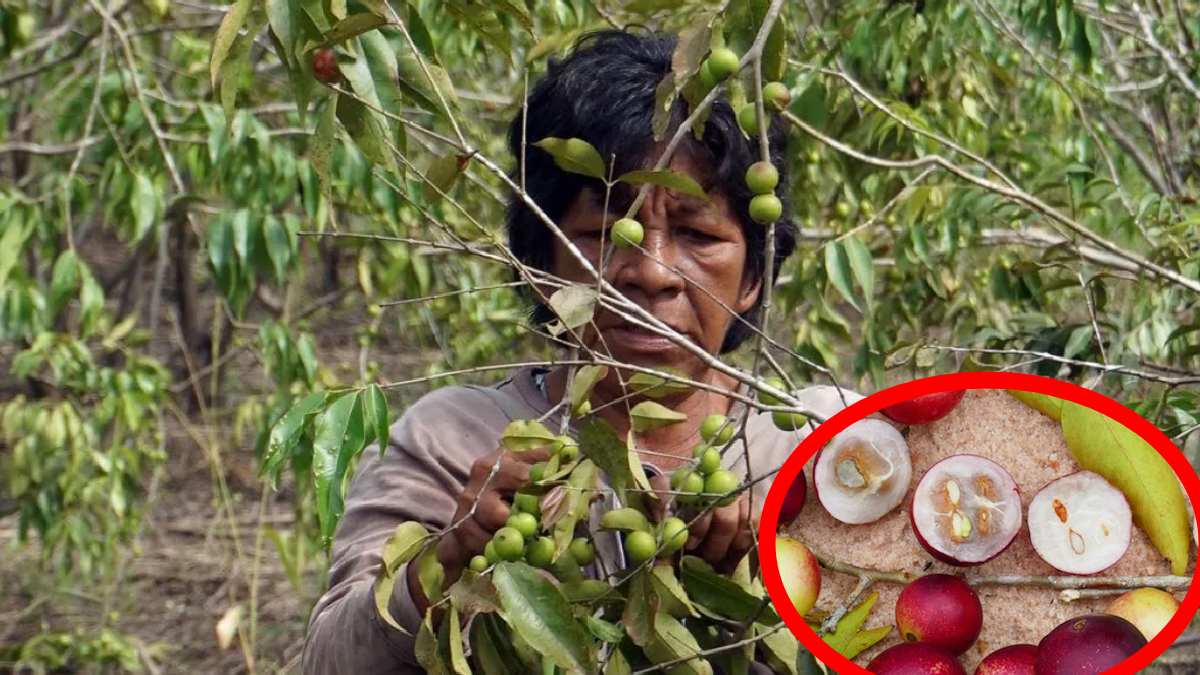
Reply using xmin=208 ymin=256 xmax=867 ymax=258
xmin=409 ymin=446 xmax=548 ymax=614
xmin=649 ymin=473 xmax=756 ymax=573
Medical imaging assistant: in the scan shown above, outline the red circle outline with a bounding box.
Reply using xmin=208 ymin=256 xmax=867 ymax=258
xmin=757 ymin=372 xmax=1200 ymax=675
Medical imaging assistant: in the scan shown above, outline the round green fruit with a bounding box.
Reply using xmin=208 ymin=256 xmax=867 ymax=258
xmin=569 ymin=537 xmax=596 ymax=566
xmin=749 ymin=194 xmax=783 ymax=224
xmin=772 ymin=410 xmax=809 ymax=431
xmin=698 ymin=59 xmax=718 ymax=90
xmin=700 ymin=413 xmax=735 ymax=445
xmin=525 ymin=536 xmax=555 ymax=568
xmin=744 ymin=161 xmax=779 ymax=196
xmin=469 ymin=555 xmax=489 ymax=573
xmin=704 ymin=469 xmax=740 ymax=506
xmin=698 ymin=447 xmax=722 ymax=475
xmin=612 ymin=217 xmax=644 ymax=248
xmin=528 ymin=462 xmax=546 ymax=484
xmin=677 ymin=470 xmax=706 ymax=504
xmin=659 ymin=517 xmax=689 ymax=555
xmin=835 ymin=201 xmax=852 ymax=218
xmin=484 ymin=540 xmax=500 ymax=564
xmin=625 ymin=530 xmax=658 ymax=564
xmin=738 ymin=104 xmax=762 ymax=136
xmin=706 ymin=47 xmax=739 ymax=81
xmin=558 ymin=443 xmax=580 ymax=463
xmin=513 ymin=492 xmax=540 ymax=516
xmin=763 ymin=81 xmax=791 ymax=111
xmin=759 ymin=376 xmax=787 ymax=406
xmin=492 ymin=527 xmax=526 ymax=561
xmin=506 ymin=512 xmax=538 ymax=539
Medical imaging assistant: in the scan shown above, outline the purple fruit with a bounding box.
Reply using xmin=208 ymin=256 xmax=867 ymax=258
xmin=1035 ymin=614 xmax=1146 ymax=675
xmin=867 ymin=642 xmax=966 ymax=675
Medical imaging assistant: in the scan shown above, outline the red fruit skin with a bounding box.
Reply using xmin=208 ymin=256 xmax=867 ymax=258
xmin=909 ymin=500 xmax=1019 ymax=567
xmin=975 ymin=645 xmax=1038 ymax=675
xmin=895 ymin=575 xmax=983 ymax=655
xmin=312 ymin=49 xmax=339 ymax=83
xmin=1035 ymin=615 xmax=1146 ymax=675
xmin=882 ymin=390 xmax=966 ymax=425
xmin=867 ymin=642 xmax=967 ymax=675
xmin=779 ymin=470 xmax=806 ymax=525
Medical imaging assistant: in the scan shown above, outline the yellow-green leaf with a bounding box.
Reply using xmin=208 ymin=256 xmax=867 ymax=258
xmin=1061 ymin=402 xmax=1190 ymax=574
xmin=382 ymin=520 xmax=430 ymax=575
xmin=841 ymin=624 xmax=892 ymax=660
xmin=1008 ymin=390 xmax=1063 ymax=422
xmin=210 ymin=0 xmax=251 ymax=88
xmin=630 ymin=400 xmax=687 ymax=433
xmin=628 ymin=369 xmax=692 ymax=399
xmin=823 ymin=592 xmax=878 ymax=653
xmin=533 ymin=137 xmax=607 ymax=180
xmin=617 ymin=169 xmax=708 ymax=201
xmin=568 ymin=365 xmax=608 ymax=409
xmin=500 ymin=419 xmax=558 ymax=451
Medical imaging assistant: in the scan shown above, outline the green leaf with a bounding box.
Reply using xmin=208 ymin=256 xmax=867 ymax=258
xmin=547 ymin=285 xmax=597 ymax=332
xmin=337 ymin=92 xmax=395 ymax=171
xmin=584 ymin=615 xmax=625 ymax=643
xmin=263 ymin=215 xmax=292 ymax=284
xmin=627 ymin=369 xmax=692 ymax=398
xmin=416 ymin=612 xmax=451 ymax=674
xmin=841 ymin=624 xmax=892 ymax=660
xmin=381 ymin=520 xmax=429 ymax=575
xmin=616 ymin=169 xmax=708 ymax=201
xmin=448 ymin=605 xmax=471 ymax=675
xmin=551 ymin=460 xmax=597 ymax=558
xmin=491 ymin=562 xmax=596 ymax=674
xmin=622 ymin=570 xmax=659 ymax=647
xmin=824 ymin=241 xmax=861 ymax=312
xmin=1007 ymin=390 xmax=1063 ymax=421
xmin=312 ymin=391 xmax=365 ymax=541
xmin=263 ymin=391 xmax=327 ymax=481
xmin=759 ymin=625 xmax=799 ymax=675
xmin=499 ymin=419 xmax=558 ymax=452
xmin=311 ymin=95 xmax=337 ymax=229
xmin=422 ymin=154 xmax=466 ymax=200
xmin=471 ymin=614 xmax=528 ymax=674
xmin=210 ymin=0 xmax=252 ymax=87
xmin=317 ymin=12 xmax=386 ymax=47
xmin=449 ymin=572 xmax=502 ymax=616
xmin=532 ymin=137 xmax=607 ymax=180
xmin=650 ymin=563 xmax=699 ymax=618
xmin=1061 ymin=402 xmax=1190 ymax=575
xmin=629 ymin=400 xmax=687 ymax=433
xmin=578 ymin=418 xmax=636 ymax=500
xmin=679 ymin=557 xmax=779 ymax=625
xmin=0 ymin=219 xmax=31 ymax=295
xmin=131 ymin=172 xmax=159 ymax=242
xmin=1063 ymin=325 xmax=1092 ymax=359
xmin=643 ymin=612 xmax=713 ymax=675
xmin=568 ymin=365 xmax=608 ymax=410
xmin=762 ymin=16 xmax=787 ymax=81
xmin=364 ymin=383 xmax=390 ymax=452
xmin=823 ymin=592 xmax=879 ymax=654
xmin=843 ymin=235 xmax=874 ymax=305
xmin=48 ymin=250 xmax=81 ymax=319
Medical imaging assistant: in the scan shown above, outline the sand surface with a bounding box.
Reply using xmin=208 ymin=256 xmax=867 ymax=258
xmin=785 ymin=389 xmax=1192 ymax=671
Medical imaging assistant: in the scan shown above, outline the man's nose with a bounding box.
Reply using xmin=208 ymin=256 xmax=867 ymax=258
xmin=609 ymin=219 xmax=685 ymax=299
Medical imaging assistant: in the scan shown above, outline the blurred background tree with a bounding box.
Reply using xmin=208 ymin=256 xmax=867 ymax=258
xmin=1 ymin=0 xmax=1198 ymax=671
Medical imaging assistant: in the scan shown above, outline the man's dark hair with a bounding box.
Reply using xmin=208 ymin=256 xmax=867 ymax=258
xmin=506 ymin=30 xmax=796 ymax=353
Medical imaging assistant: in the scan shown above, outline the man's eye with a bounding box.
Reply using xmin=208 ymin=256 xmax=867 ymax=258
xmin=680 ymin=227 xmax=720 ymax=243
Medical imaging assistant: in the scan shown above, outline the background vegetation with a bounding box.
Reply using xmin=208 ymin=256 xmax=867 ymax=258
xmin=1 ymin=0 xmax=1199 ymax=671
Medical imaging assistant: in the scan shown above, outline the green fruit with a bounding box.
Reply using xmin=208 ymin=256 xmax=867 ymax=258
xmin=692 ymin=443 xmax=710 ymax=460
xmin=700 ymin=413 xmax=735 ymax=445
xmin=525 ymin=536 xmax=555 ymax=568
xmin=573 ymin=400 xmax=592 ymax=417
xmin=514 ymin=492 xmax=540 ymax=515
xmin=492 ymin=527 xmax=526 ymax=561
xmin=698 ymin=447 xmax=722 ymax=475
xmin=744 ymin=162 xmax=779 ymax=196
xmin=750 ymin=194 xmax=783 ymax=224
xmin=569 ymin=537 xmax=596 ymax=566
xmin=659 ymin=517 xmax=689 ymax=555
xmin=670 ymin=468 xmax=691 ymax=490
xmin=759 ymin=376 xmax=787 ymax=406
xmin=625 ymin=530 xmax=657 ymax=564
xmin=528 ymin=462 xmax=546 ymax=484
xmin=558 ymin=443 xmax=580 ymax=463
xmin=678 ymin=470 xmax=706 ymax=505
xmin=484 ymin=540 xmax=500 ymax=564
xmin=612 ymin=217 xmax=644 ymax=248
xmin=772 ymin=410 xmax=809 ymax=431
xmin=738 ymin=104 xmax=761 ymax=136
xmin=706 ymin=47 xmax=740 ymax=81
xmin=835 ymin=201 xmax=852 ymax=218
xmin=763 ymin=81 xmax=791 ymax=111
xmin=704 ymin=469 xmax=740 ymax=506
xmin=698 ymin=59 xmax=718 ymax=90
xmin=506 ymin=512 xmax=538 ymax=539
xmin=469 ymin=555 xmax=489 ymax=573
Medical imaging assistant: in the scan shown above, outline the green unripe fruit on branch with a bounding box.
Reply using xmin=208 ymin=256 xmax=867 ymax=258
xmin=670 ymin=468 xmax=691 ymax=490
xmin=680 ymin=471 xmax=706 ymax=502
xmin=528 ymin=462 xmax=547 ymax=484
xmin=772 ymin=410 xmax=809 ymax=431
xmin=558 ymin=443 xmax=580 ymax=463
xmin=749 ymin=194 xmax=783 ymax=224
xmin=763 ymin=81 xmax=791 ymax=111
xmin=700 ymin=413 xmax=735 ymax=445
xmin=600 ymin=507 xmax=652 ymax=533
xmin=513 ymin=492 xmax=540 ymax=516
xmin=698 ymin=59 xmax=718 ymax=90
xmin=738 ymin=104 xmax=762 ymax=136
xmin=569 ymin=537 xmax=596 ymax=566
xmin=698 ymin=447 xmax=722 ymax=475
xmin=469 ymin=555 xmax=489 ymax=573
xmin=704 ymin=469 xmax=740 ymax=507
xmin=506 ymin=512 xmax=538 ymax=539
xmin=659 ymin=517 xmax=689 ymax=556
xmin=484 ymin=540 xmax=500 ymax=564
xmin=744 ymin=162 xmax=779 ymax=196
xmin=759 ymin=376 xmax=787 ymax=407
xmin=625 ymin=530 xmax=657 ymax=564
xmin=612 ymin=217 xmax=644 ymax=248
xmin=706 ymin=47 xmax=740 ymax=81
xmin=525 ymin=536 xmax=555 ymax=568
xmin=492 ymin=527 xmax=526 ymax=561
xmin=835 ymin=201 xmax=852 ymax=218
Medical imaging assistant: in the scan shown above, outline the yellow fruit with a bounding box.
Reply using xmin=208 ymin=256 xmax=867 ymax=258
xmin=1105 ymin=588 xmax=1180 ymax=639
xmin=612 ymin=217 xmax=644 ymax=248
xmin=749 ymin=194 xmax=782 ymax=224
xmin=777 ymin=536 xmax=821 ymax=616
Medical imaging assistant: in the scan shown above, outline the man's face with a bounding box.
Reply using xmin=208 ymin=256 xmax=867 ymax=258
xmin=550 ymin=150 xmax=761 ymax=380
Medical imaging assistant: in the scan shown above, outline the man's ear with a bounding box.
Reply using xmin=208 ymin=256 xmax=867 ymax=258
xmin=735 ymin=273 xmax=762 ymax=315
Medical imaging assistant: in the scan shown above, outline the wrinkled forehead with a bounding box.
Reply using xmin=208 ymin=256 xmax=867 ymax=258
xmin=574 ymin=142 xmax=722 ymax=214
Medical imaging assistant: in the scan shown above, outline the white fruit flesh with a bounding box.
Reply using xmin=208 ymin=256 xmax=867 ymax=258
xmin=911 ymin=455 xmax=1022 ymax=564
xmin=814 ymin=418 xmax=912 ymax=524
xmin=1028 ymin=471 xmax=1132 ymax=574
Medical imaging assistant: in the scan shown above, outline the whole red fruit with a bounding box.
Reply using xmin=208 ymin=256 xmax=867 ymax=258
xmin=312 ymin=49 xmax=339 ymax=83
xmin=882 ymin=390 xmax=965 ymax=425
xmin=895 ymin=574 xmax=983 ymax=655
xmin=974 ymin=644 xmax=1038 ymax=675
xmin=867 ymin=642 xmax=966 ymax=675
xmin=1035 ymin=615 xmax=1146 ymax=675
xmin=778 ymin=470 xmax=806 ymax=525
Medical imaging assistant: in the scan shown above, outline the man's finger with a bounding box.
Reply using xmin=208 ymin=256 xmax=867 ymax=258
xmin=700 ymin=501 xmax=740 ymax=562
xmin=648 ymin=473 xmax=671 ymax=522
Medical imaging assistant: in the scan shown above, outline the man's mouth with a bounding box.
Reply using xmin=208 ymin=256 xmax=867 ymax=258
xmin=601 ymin=323 xmax=684 ymax=355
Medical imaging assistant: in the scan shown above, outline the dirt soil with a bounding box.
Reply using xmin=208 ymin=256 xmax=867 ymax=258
xmin=788 ymin=389 xmax=1200 ymax=672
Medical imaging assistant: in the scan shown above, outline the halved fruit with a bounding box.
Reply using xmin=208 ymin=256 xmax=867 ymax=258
xmin=910 ymin=455 xmax=1022 ymax=566
xmin=813 ymin=419 xmax=912 ymax=524
xmin=1028 ymin=471 xmax=1132 ymax=575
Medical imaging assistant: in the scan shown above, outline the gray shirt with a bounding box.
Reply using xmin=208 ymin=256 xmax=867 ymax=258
xmin=301 ymin=367 xmax=831 ymax=674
